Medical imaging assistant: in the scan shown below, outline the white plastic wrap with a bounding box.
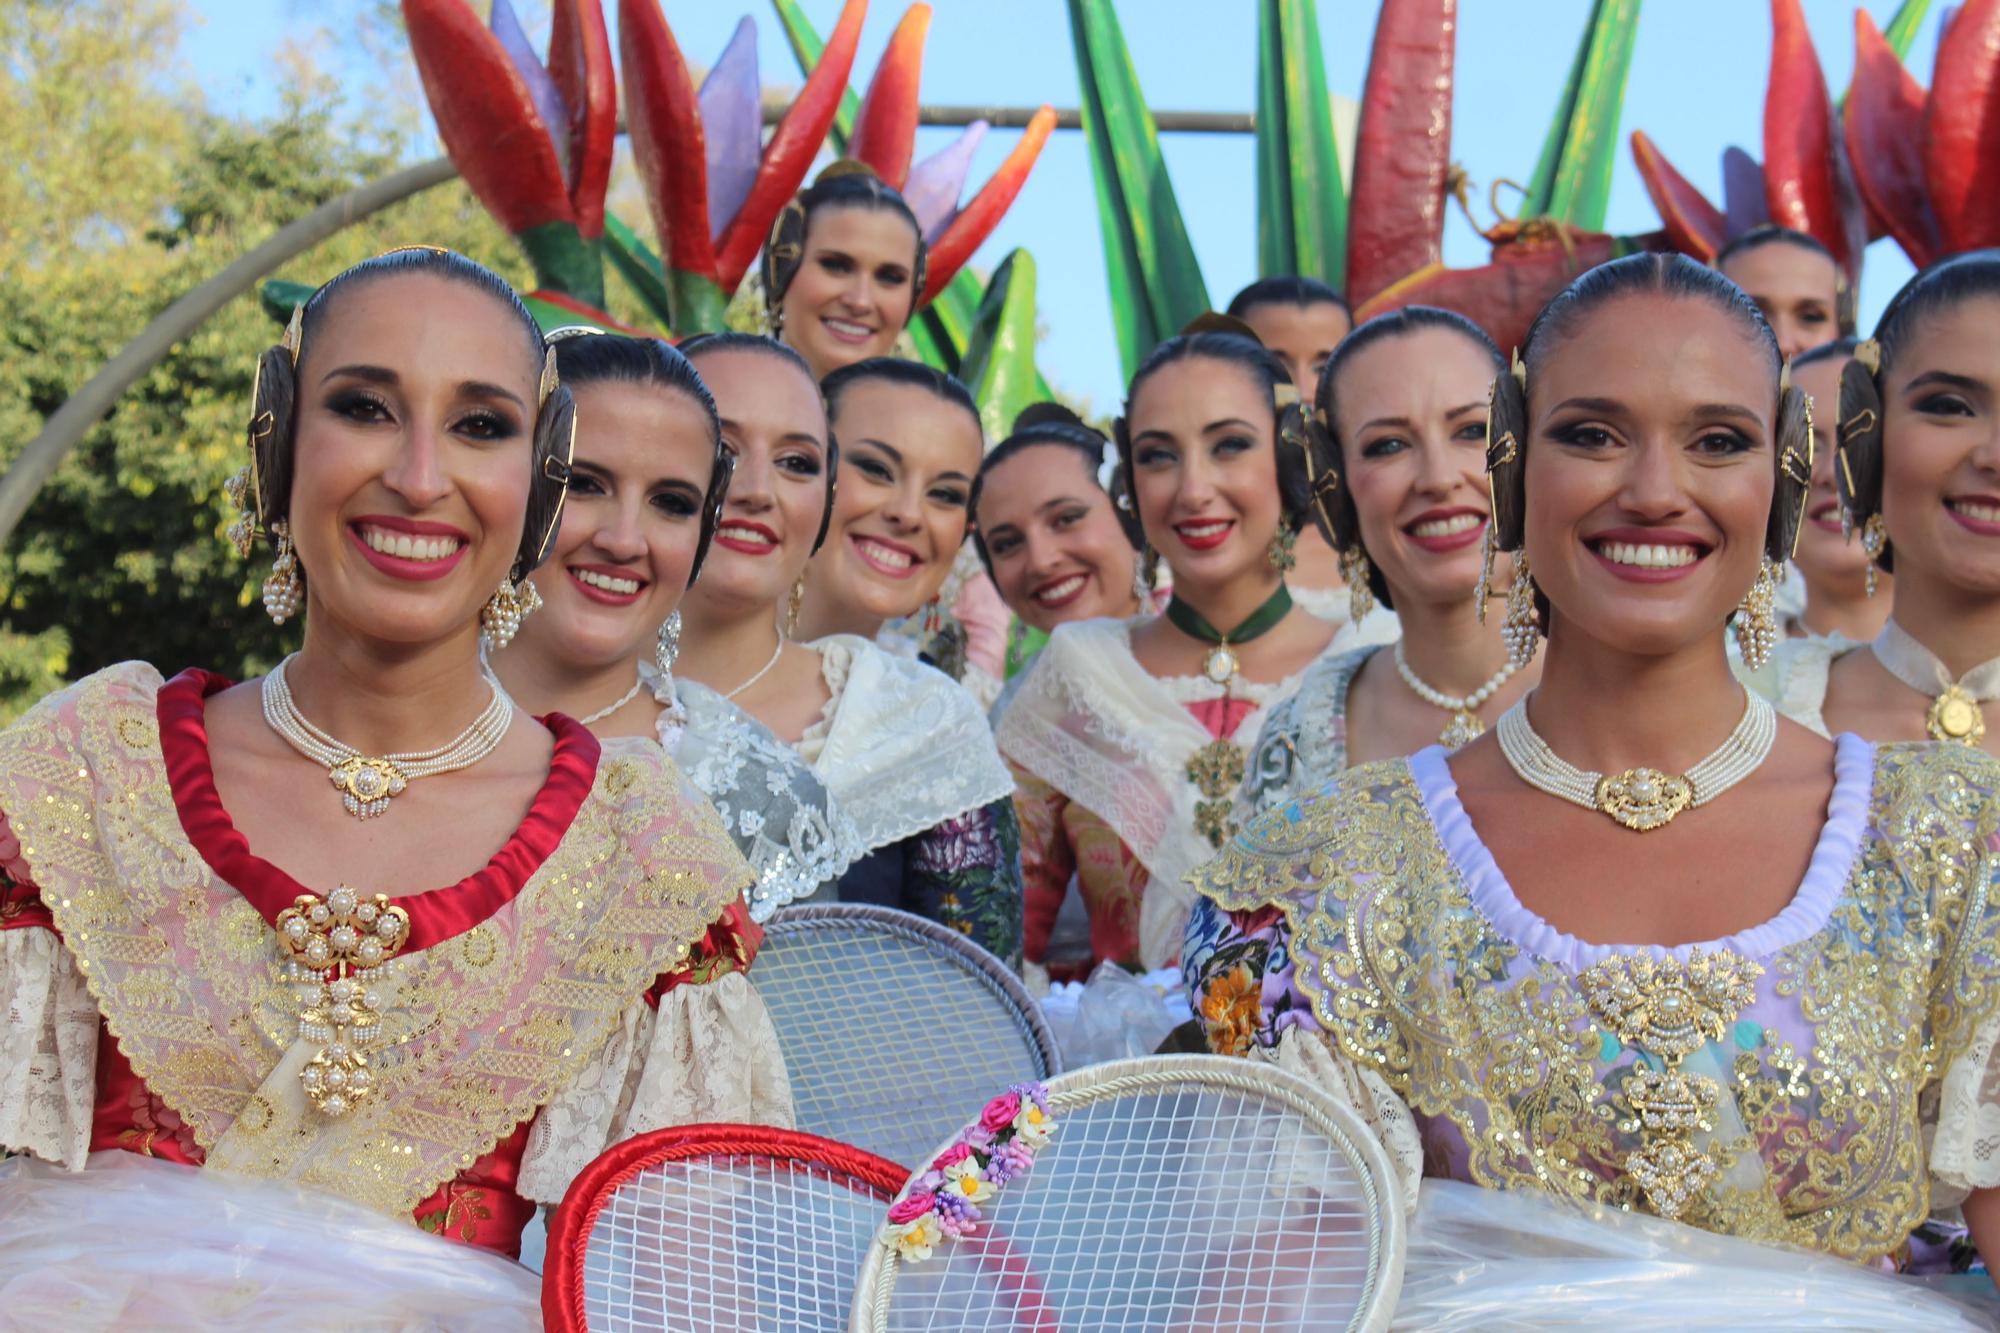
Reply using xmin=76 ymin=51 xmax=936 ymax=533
xmin=0 ymin=1153 xmax=542 ymax=1331
xmin=1394 ymin=1179 xmax=1999 ymax=1331
xmin=1037 ymin=962 xmax=1192 ymax=1067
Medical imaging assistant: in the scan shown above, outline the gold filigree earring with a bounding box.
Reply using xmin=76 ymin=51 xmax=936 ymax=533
xmin=1501 ymin=550 xmax=1540 ymax=670
xmin=1859 ymin=514 xmax=1888 ymax=598
xmin=1266 ymin=523 xmax=1298 ymax=574
xmin=1732 ymin=558 xmax=1780 ymax=671
xmin=480 ymin=574 xmax=541 ymax=651
xmin=1340 ymin=545 xmax=1375 ymax=622
xmin=783 ymin=575 xmax=807 ymax=638
xmin=262 ymin=520 xmax=303 ymax=625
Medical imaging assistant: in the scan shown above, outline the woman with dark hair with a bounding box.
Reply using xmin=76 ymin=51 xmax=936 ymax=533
xmin=971 ymin=403 xmax=1147 ymax=641
xmin=0 ymin=251 xmax=763 ymax=1297
xmin=999 ymin=328 xmax=1334 ymax=973
xmin=762 ymin=164 xmax=925 ymax=381
xmin=1756 ymin=251 xmax=2000 ymax=756
xmin=683 ymin=347 xmax=1019 ymax=959
xmin=1186 ymin=252 xmax=2000 ymax=1285
xmin=1225 ymin=276 xmax=1397 ymax=648
xmin=1716 ymin=224 xmax=1849 ymax=361
xmin=494 ymin=330 xmax=860 ymax=929
xmin=1240 ymin=306 xmax=1539 ymax=813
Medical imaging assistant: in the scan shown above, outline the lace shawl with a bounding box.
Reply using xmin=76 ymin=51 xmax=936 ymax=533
xmin=1740 ymin=632 xmax=1860 ymax=738
xmin=649 ymin=665 xmax=866 ymax=922
xmin=795 ymin=635 xmax=1015 ymax=853
xmin=995 ymin=617 xmax=1307 ymax=969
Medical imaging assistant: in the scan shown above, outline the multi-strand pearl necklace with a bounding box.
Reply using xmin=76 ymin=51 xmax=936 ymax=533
xmin=1495 ymin=689 xmax=1777 ymax=832
xmin=1392 ymin=642 xmax=1519 ymax=748
xmin=261 ymin=654 xmax=516 ymax=820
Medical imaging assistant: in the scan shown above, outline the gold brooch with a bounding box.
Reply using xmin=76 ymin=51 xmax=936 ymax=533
xmin=1187 ymin=737 xmax=1247 ymax=848
xmin=1578 ymin=948 xmax=1762 ymax=1220
xmin=277 ymin=887 xmax=410 ymax=1118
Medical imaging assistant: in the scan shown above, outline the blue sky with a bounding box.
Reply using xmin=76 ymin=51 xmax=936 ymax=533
xmin=185 ymin=1 xmax=1936 ymax=411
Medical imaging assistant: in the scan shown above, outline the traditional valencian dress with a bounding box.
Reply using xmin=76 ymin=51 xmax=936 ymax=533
xmin=0 ymin=664 xmax=792 ymax=1260
xmin=1236 ymin=645 xmax=1382 ymax=817
xmin=1185 ymin=736 xmax=2000 ymax=1269
xmin=795 ymin=635 xmax=1023 ymax=961
xmin=998 ymin=617 xmax=1309 ymax=974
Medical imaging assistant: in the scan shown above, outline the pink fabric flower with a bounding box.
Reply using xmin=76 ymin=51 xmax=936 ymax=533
xmin=978 ymin=1092 xmax=1023 ymax=1135
xmin=887 ymin=1191 xmax=937 ymax=1225
xmin=930 ymin=1142 xmax=974 ymax=1173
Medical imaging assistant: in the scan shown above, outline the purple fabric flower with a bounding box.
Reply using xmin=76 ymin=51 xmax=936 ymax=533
xmin=935 ymin=1190 xmax=983 ymax=1237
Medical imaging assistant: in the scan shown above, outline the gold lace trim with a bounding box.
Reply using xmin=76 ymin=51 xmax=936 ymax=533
xmin=0 ymin=664 xmax=751 ymax=1218
xmin=1192 ymin=747 xmax=2000 ymax=1261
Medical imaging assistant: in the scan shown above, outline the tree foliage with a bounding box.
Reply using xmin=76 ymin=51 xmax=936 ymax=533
xmin=0 ymin=0 xmax=528 ymax=720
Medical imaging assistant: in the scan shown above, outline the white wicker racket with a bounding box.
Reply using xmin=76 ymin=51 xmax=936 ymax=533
xmin=850 ymin=1055 xmax=1406 ymax=1332
xmin=755 ymin=904 xmax=1061 ymax=1167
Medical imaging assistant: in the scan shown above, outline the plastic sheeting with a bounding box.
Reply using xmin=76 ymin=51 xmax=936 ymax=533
xmin=0 ymin=1153 xmax=542 ymax=1331
xmin=1395 ymin=1179 xmax=2000 ymax=1331
xmin=1037 ymin=962 xmax=1191 ymax=1067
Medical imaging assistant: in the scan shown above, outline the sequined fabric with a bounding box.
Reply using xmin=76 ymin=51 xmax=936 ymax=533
xmin=1187 ymin=739 xmax=2000 ymax=1264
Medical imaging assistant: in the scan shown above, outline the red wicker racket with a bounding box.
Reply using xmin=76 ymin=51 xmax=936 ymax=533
xmin=543 ymin=1123 xmax=906 ymax=1332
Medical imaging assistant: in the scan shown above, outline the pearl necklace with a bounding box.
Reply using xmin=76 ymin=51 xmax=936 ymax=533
xmin=1393 ymin=642 xmax=1519 ymax=748
xmin=1868 ymin=618 xmax=2000 ymax=746
xmin=724 ymin=639 xmax=786 ymax=700
xmin=261 ymin=654 xmax=516 ymax=820
xmin=1496 ymin=689 xmax=1777 ymax=832
xmin=578 ymin=672 xmax=645 ymax=725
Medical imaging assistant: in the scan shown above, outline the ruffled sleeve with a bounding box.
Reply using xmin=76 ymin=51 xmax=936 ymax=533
xmin=0 ymin=814 xmax=99 ymax=1170
xmin=516 ymin=899 xmax=793 ymax=1205
xmin=1879 ymin=744 xmax=2000 ymax=1203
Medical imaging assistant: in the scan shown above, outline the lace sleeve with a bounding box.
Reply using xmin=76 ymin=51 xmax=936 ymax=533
xmin=516 ymin=901 xmax=793 ymax=1205
xmin=0 ymin=811 xmax=98 ymax=1169
xmin=906 ymin=800 xmax=1025 ymax=966
xmin=1012 ymin=766 xmax=1075 ymax=966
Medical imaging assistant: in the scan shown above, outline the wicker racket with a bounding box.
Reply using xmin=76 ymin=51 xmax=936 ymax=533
xmin=544 ymin=1123 xmax=907 ymax=1332
xmin=755 ymin=904 xmax=1061 ymax=1166
xmin=850 ymin=1055 xmax=1406 ymax=1332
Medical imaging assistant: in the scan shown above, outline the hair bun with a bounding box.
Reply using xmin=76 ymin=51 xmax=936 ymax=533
xmin=1178 ymin=311 xmax=1265 ymax=344
xmin=1012 ymin=401 xmax=1098 ymax=437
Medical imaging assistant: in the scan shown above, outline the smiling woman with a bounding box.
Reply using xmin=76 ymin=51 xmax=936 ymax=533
xmin=997 ymin=326 xmax=1334 ymax=975
xmin=1188 ymin=252 xmax=2000 ymax=1283
xmin=0 ymin=250 xmax=780 ymax=1294
xmin=1240 ymin=306 xmax=1536 ymax=815
xmin=762 ymin=165 xmax=925 ymax=382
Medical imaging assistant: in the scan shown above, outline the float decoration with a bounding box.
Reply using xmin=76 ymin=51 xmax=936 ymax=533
xmin=1344 ymin=0 xmax=1458 ymax=309
xmin=1516 ymin=0 xmax=1642 ymax=233
xmin=1630 ymin=0 xmax=1936 ymax=277
xmin=1255 ymin=0 xmax=1346 ymax=288
xmin=1919 ymin=0 xmax=2000 ymax=256
xmin=1068 ymin=0 xmax=1212 ymax=379
xmin=403 ymin=0 xmax=618 ymax=322
xmin=957 ymin=250 xmax=1041 ymax=443
xmin=618 ymin=0 xmax=867 ymax=334
xmin=772 ymin=0 xmax=1055 ymax=395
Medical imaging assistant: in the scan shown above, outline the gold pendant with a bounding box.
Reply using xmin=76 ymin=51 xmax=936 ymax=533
xmin=277 ymin=887 xmax=410 ymax=1118
xmin=1594 ymin=767 xmax=1693 ymax=832
xmin=1439 ymin=709 xmax=1485 ymax=749
xmin=1186 ymin=737 xmax=1247 ymax=849
xmin=328 ymin=756 xmax=408 ymax=820
xmin=1578 ymin=949 xmax=1762 ymax=1221
xmin=1202 ymin=644 xmax=1239 ymax=686
xmin=1928 ymin=685 xmax=1986 ymax=746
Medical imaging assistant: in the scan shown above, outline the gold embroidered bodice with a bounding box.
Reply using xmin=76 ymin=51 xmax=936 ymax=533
xmin=1189 ymin=738 xmax=2000 ymax=1263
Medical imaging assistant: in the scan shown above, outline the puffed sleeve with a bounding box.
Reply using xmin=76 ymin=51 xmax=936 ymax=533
xmin=0 ymin=814 xmax=100 ymax=1170
xmin=516 ymin=900 xmax=793 ymax=1204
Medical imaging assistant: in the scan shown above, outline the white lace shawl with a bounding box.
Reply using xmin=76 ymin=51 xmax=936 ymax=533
xmin=648 ymin=666 xmax=867 ymax=922
xmin=1740 ymin=633 xmax=1861 ymax=739
xmin=994 ymin=617 xmax=1307 ymax=970
xmin=793 ymin=635 xmax=1015 ymax=853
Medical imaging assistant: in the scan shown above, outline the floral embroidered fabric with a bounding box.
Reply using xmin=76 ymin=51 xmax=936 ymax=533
xmin=1187 ymin=737 xmax=2000 ymax=1264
